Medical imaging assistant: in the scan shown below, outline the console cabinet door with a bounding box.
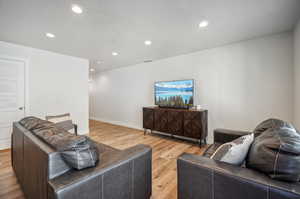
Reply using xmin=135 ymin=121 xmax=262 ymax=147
xmin=143 ymin=108 xmax=154 ymax=130
xmin=183 ymin=111 xmax=202 ymax=139
xmin=200 ymin=111 xmax=208 ymax=139
xmin=154 ymin=109 xmax=169 ymax=133
xmin=143 ymin=107 xmax=208 ymax=141
xmin=168 ymin=110 xmax=183 ymax=136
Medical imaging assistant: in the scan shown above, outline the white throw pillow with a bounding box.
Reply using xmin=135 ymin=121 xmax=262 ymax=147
xmin=211 ymin=133 xmax=254 ymax=166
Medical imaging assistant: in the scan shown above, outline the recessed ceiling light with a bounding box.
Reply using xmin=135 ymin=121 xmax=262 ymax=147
xmin=72 ymin=4 xmax=83 ymax=14
xmin=112 ymin=52 xmax=118 ymax=56
xmin=46 ymin=33 xmax=55 ymax=38
xmin=90 ymin=68 xmax=95 ymax=72
xmin=199 ymin=20 xmax=209 ymax=28
xmin=144 ymin=40 xmax=152 ymax=46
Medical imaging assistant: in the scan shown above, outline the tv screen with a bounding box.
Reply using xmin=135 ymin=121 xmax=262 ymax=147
xmin=155 ymin=79 xmax=194 ymax=108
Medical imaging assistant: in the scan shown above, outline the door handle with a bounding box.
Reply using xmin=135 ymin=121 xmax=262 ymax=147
xmin=18 ymin=107 xmax=24 ymax=110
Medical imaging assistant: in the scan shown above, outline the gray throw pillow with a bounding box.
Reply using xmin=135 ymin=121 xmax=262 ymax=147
xmin=60 ymin=136 xmax=99 ymax=170
xmin=211 ymin=133 xmax=254 ymax=166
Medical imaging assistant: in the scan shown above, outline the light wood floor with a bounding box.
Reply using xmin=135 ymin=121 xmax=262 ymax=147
xmin=0 ymin=120 xmax=207 ymax=199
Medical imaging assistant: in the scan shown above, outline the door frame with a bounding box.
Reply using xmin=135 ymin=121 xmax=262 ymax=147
xmin=0 ymin=55 xmax=28 ymax=117
xmin=0 ymin=55 xmax=28 ymax=149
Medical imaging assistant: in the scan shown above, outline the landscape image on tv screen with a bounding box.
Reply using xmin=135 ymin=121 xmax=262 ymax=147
xmin=155 ymin=80 xmax=194 ymax=108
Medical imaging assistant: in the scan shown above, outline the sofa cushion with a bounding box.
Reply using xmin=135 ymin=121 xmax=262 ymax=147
xmin=33 ymin=126 xmax=85 ymax=151
xmin=20 ymin=117 xmax=99 ymax=170
xmin=210 ymin=133 xmax=254 ymax=166
xmin=247 ymin=119 xmax=300 ymax=182
xmin=253 ymin=118 xmax=294 ymax=136
xmin=34 ymin=127 xmax=99 ymax=170
xmin=19 ymin=116 xmax=53 ymax=131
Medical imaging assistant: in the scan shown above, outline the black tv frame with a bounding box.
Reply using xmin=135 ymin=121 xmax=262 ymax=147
xmin=154 ymin=79 xmax=195 ymax=109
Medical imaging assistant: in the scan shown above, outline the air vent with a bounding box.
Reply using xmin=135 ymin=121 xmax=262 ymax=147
xmin=144 ymin=60 xmax=153 ymax=63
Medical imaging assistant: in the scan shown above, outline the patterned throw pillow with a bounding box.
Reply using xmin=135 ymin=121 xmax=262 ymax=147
xmin=211 ymin=133 xmax=254 ymax=166
xmin=46 ymin=113 xmax=71 ymax=123
xmin=46 ymin=113 xmax=75 ymax=133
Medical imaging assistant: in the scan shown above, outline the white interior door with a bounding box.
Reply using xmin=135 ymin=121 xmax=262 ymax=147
xmin=0 ymin=58 xmax=25 ymax=150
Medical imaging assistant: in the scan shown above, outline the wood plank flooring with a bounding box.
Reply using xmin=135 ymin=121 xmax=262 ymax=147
xmin=0 ymin=120 xmax=207 ymax=199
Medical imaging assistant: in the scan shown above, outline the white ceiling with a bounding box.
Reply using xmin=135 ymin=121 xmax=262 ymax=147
xmin=0 ymin=0 xmax=300 ymax=72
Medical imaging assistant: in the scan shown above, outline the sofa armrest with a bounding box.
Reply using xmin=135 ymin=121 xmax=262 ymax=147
xmin=48 ymin=144 xmax=152 ymax=199
xmin=177 ymin=153 xmax=300 ymax=199
xmin=214 ymin=128 xmax=251 ymax=143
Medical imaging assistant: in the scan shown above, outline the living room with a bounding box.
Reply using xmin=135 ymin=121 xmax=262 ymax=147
xmin=1 ymin=0 xmax=300 ymax=199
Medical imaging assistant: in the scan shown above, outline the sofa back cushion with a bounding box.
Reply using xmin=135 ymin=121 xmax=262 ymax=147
xmin=19 ymin=116 xmax=99 ymax=170
xmin=247 ymin=119 xmax=300 ymax=182
xmin=33 ymin=126 xmax=85 ymax=151
xmin=253 ymin=118 xmax=294 ymax=136
xmin=19 ymin=116 xmax=53 ymax=131
xmin=33 ymin=127 xmax=99 ymax=170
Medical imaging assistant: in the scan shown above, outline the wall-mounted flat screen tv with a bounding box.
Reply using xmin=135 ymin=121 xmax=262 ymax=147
xmin=155 ymin=79 xmax=194 ymax=108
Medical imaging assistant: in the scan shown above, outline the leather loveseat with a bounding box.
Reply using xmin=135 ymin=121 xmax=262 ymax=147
xmin=177 ymin=129 xmax=300 ymax=199
xmin=11 ymin=121 xmax=152 ymax=199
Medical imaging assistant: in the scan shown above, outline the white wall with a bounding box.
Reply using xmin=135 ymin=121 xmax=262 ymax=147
xmin=90 ymin=32 xmax=294 ymax=143
xmin=295 ymin=21 xmax=300 ymax=129
xmin=0 ymin=41 xmax=89 ymax=134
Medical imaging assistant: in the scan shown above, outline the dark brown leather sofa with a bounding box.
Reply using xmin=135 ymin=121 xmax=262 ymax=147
xmin=11 ymin=122 xmax=152 ymax=199
xmin=177 ymin=129 xmax=300 ymax=199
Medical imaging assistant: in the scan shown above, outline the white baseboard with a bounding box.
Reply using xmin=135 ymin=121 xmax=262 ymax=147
xmin=89 ymin=116 xmax=143 ymax=131
xmin=0 ymin=139 xmax=10 ymax=150
xmin=78 ymin=128 xmax=90 ymax=135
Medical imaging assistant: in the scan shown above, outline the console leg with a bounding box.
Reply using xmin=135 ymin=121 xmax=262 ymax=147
xmin=204 ymin=138 xmax=207 ymax=145
xmin=199 ymin=139 xmax=202 ymax=148
xmin=144 ymin=129 xmax=146 ymax=135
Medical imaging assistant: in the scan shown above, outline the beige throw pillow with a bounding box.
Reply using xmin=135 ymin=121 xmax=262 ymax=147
xmin=211 ymin=133 xmax=254 ymax=166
